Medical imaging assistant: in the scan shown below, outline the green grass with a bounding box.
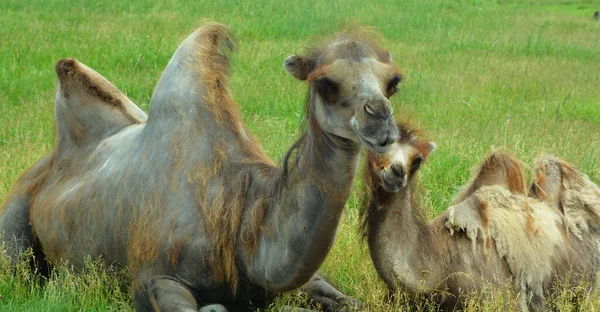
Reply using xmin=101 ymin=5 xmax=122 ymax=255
xmin=1 ymin=0 xmax=599 ymax=310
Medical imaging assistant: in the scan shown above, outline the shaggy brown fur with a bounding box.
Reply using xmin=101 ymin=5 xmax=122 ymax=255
xmin=3 ymin=22 xmax=399 ymax=310
xmin=359 ymin=123 xmax=600 ymax=310
xmin=530 ymin=156 xmax=600 ymax=241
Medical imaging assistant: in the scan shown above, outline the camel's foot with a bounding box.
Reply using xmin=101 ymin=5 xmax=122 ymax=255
xmin=301 ymin=273 xmax=364 ymax=311
xmin=134 ymin=276 xmax=198 ymax=312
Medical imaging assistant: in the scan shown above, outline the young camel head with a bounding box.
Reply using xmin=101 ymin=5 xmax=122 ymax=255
xmin=367 ymin=124 xmax=436 ymax=193
xmin=359 ymin=123 xmax=435 ymax=240
xmin=284 ymin=28 xmax=401 ymax=153
xmin=530 ymin=156 xmax=600 ymax=215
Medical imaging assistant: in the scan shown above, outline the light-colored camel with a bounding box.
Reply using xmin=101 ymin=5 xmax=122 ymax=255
xmin=360 ymin=124 xmax=600 ymax=311
xmin=0 ymin=23 xmax=404 ymax=311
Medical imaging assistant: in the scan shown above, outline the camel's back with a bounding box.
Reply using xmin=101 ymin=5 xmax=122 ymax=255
xmin=28 ymin=123 xmax=216 ymax=271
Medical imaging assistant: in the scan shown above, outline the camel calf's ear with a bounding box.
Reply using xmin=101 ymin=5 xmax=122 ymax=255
xmin=416 ymin=141 xmax=436 ymax=158
xmin=284 ymin=55 xmax=313 ymax=80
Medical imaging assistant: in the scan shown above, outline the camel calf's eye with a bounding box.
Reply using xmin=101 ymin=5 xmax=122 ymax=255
xmin=315 ymin=77 xmax=340 ymax=102
xmin=410 ymin=155 xmax=423 ymax=175
xmin=386 ymin=75 xmax=402 ymax=97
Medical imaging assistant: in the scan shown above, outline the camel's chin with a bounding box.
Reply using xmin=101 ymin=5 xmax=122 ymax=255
xmin=355 ymin=132 xmax=390 ymax=154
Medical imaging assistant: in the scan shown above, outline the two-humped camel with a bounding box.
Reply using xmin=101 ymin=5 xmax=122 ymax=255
xmin=360 ymin=123 xmax=600 ymax=311
xmin=0 ymin=23 xmax=404 ymax=311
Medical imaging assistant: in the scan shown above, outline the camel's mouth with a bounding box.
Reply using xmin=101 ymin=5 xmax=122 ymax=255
xmin=380 ymin=168 xmax=406 ymax=192
xmin=352 ymin=126 xmax=390 ymax=154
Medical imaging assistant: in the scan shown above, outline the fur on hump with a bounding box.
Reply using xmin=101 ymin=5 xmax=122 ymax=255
xmin=452 ymin=151 xmax=537 ymax=234
xmin=174 ymin=23 xmax=281 ymax=291
xmin=467 ymin=185 xmax=565 ymax=299
xmin=532 ymin=155 xmax=600 ymax=240
xmin=358 ymin=121 xmax=429 ymax=240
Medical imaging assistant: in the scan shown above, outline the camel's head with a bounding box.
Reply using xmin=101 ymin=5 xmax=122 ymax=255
xmin=368 ymin=125 xmax=435 ymax=193
xmin=530 ymin=156 xmax=600 ymax=211
xmin=284 ymin=28 xmax=401 ymax=154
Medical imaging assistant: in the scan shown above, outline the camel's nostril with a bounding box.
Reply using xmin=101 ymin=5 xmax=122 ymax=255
xmin=385 ymin=135 xmax=394 ymax=145
xmin=391 ymin=164 xmax=405 ymax=178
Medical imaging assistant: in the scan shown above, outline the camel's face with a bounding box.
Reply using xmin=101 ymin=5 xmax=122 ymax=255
xmin=379 ymin=138 xmax=436 ymax=192
xmin=310 ymin=58 xmax=400 ymax=154
xmin=284 ymin=40 xmax=401 ymax=154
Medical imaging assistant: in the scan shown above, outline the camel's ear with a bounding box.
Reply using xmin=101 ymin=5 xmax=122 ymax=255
xmin=416 ymin=141 xmax=436 ymax=159
xmin=284 ymin=55 xmax=314 ymax=80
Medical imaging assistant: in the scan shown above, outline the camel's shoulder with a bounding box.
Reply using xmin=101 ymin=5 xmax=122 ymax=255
xmin=54 ymin=58 xmax=147 ymax=149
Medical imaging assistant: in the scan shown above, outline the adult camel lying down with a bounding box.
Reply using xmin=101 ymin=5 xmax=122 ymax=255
xmin=0 ymin=23 xmax=404 ymax=311
xmin=360 ymin=124 xmax=600 ymax=311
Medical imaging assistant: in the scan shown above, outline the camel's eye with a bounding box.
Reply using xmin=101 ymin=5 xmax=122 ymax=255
xmin=315 ymin=77 xmax=339 ymax=103
xmin=529 ymin=183 xmax=538 ymax=196
xmin=386 ymin=75 xmax=402 ymax=97
xmin=410 ymin=155 xmax=423 ymax=175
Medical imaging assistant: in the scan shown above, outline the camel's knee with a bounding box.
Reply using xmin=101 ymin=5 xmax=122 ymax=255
xmin=134 ymin=276 xmax=199 ymax=312
xmin=199 ymin=304 xmax=228 ymax=312
xmin=0 ymin=195 xmax=34 ymax=258
xmin=0 ymin=196 xmax=33 ymax=254
xmin=0 ymin=194 xmax=51 ymax=277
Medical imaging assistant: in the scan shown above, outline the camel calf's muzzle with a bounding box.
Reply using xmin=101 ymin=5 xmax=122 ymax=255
xmin=380 ymin=163 xmax=407 ymax=192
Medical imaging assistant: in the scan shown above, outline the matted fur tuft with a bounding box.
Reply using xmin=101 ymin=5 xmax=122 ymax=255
xmin=453 ymin=151 xmax=528 ymax=203
xmin=453 ymin=151 xmax=537 ymax=233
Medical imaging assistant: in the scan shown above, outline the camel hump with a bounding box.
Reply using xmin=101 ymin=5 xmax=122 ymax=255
xmin=189 ymin=23 xmax=236 ymax=75
xmin=147 ymin=23 xmax=240 ymax=130
xmin=454 ymin=152 xmax=527 ymax=204
xmin=54 ymin=58 xmax=147 ymax=148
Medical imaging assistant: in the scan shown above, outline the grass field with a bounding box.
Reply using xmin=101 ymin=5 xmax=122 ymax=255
xmin=1 ymin=0 xmax=600 ymax=310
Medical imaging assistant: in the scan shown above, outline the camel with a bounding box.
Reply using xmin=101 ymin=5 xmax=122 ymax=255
xmin=0 ymin=23 xmax=404 ymax=311
xmin=360 ymin=123 xmax=600 ymax=311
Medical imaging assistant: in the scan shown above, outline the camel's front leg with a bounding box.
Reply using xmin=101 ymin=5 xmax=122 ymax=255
xmin=135 ymin=277 xmax=200 ymax=312
xmin=300 ymin=274 xmax=363 ymax=311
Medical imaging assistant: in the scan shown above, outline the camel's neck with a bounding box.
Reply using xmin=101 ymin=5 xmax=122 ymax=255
xmin=242 ymin=125 xmax=360 ymax=292
xmin=366 ymin=184 xmax=432 ymax=291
